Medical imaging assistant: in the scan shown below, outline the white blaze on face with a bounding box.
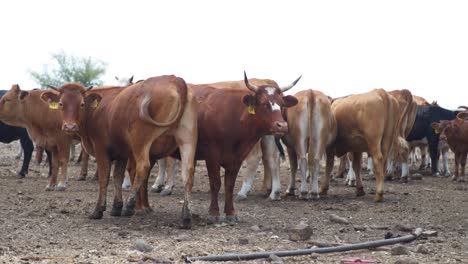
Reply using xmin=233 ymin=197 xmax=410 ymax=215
xmin=265 ymin=87 xmax=281 ymax=111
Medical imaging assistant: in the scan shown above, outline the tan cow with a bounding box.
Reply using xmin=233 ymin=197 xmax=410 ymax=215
xmin=320 ymin=89 xmax=401 ymax=202
xmin=280 ymin=89 xmax=337 ymax=199
xmin=0 ymin=85 xmax=76 ymax=191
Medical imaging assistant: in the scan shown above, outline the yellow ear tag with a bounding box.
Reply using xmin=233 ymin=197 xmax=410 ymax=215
xmin=49 ymin=102 xmax=59 ymax=109
xmin=247 ymin=105 xmax=255 ymax=115
xmin=434 ymin=128 xmax=440 ymax=134
xmin=90 ymin=100 xmax=99 ymax=109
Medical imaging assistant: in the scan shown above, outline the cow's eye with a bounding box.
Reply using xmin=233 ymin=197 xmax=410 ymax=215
xmin=80 ymin=102 xmax=85 ymax=108
xmin=59 ymin=102 xmax=63 ymax=107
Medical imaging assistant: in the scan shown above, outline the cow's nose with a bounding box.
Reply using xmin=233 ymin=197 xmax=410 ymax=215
xmin=275 ymin=121 xmax=288 ymax=133
xmin=62 ymin=123 xmax=78 ymax=132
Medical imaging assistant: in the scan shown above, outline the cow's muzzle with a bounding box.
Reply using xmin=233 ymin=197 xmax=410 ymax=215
xmin=62 ymin=123 xmax=79 ymax=133
xmin=273 ymin=121 xmax=288 ymax=135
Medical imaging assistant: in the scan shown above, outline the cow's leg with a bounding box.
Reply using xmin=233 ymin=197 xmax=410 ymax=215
xmin=297 ymin=150 xmax=308 ymax=200
xmin=442 ymin=150 xmax=451 ymax=177
xmin=160 ymin=157 xmax=178 ymax=196
xmin=45 ymin=149 xmax=52 ymax=178
xmin=400 ymin=148 xmax=410 ymax=183
xmin=36 ymin=146 xmax=44 ymax=165
xmin=335 ymin=156 xmax=347 ymax=179
xmin=352 ymin=152 xmax=364 ymax=197
xmin=151 ymin=158 xmax=167 ymax=193
xmin=176 ymin=141 xmax=196 ymax=228
xmin=453 ymin=152 xmax=460 ymax=181
xmin=224 ymin=164 xmax=242 ymax=223
xmin=15 ymin=143 xmax=23 ymax=160
xmin=206 ymin=157 xmax=221 ymax=224
xmin=122 ymin=146 xmax=152 ymax=217
xmin=385 ymin=155 xmax=395 ymax=180
xmin=18 ymin=135 xmax=33 ymax=178
xmin=55 ymin=143 xmax=70 ymax=191
xmin=76 ymin=149 xmax=83 ymax=164
xmin=236 ymin=148 xmax=261 ymax=201
xmin=418 ymin=146 xmax=427 ymax=170
xmin=110 ymin=160 xmax=127 ymax=217
xmin=261 ymin=136 xmax=281 ymax=200
xmin=367 ymin=154 xmax=375 ymax=178
xmin=286 ymin=145 xmax=298 ymax=196
xmin=89 ymin=155 xmax=111 ymax=219
xmin=45 ymin=149 xmax=59 ymax=191
xmin=370 ymin=151 xmax=385 ymax=202
xmin=136 ymin=157 xmax=156 ymax=215
xmin=308 ymin=139 xmax=322 ymax=200
xmin=460 ymin=153 xmax=467 ymax=182
xmin=345 ymin=154 xmax=356 ymax=187
xmin=122 ymin=173 xmax=131 ymax=191
xmin=70 ymin=144 xmax=76 ymax=161
xmin=77 ymin=149 xmax=89 ymax=181
xmin=319 ymin=147 xmax=335 ymax=195
xmin=429 ymin=141 xmax=440 ymax=176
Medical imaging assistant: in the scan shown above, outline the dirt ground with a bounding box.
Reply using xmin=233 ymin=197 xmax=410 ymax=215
xmin=0 ymin=142 xmax=467 ymax=264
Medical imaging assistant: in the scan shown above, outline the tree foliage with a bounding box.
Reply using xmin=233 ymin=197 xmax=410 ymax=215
xmin=30 ymin=51 xmax=107 ymax=88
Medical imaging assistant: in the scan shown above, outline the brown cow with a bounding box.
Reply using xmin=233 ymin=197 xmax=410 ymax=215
xmin=319 ymin=89 xmax=401 ymax=202
xmin=281 ymin=89 xmax=337 ymax=199
xmin=0 ymin=85 xmax=75 ymax=191
xmin=40 ymin=75 xmax=197 ymax=228
xmin=191 ymin=72 xmax=299 ymax=222
xmin=431 ymin=112 xmax=468 ymax=182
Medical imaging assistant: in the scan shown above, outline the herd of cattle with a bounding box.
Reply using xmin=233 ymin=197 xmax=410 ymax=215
xmin=0 ymin=73 xmax=467 ymax=229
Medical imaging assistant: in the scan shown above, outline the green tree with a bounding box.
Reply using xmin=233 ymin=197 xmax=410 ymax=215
xmin=30 ymin=50 xmax=107 ymax=88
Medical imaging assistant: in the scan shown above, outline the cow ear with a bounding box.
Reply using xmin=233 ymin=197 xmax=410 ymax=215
xmin=18 ymin=91 xmax=30 ymax=101
xmin=431 ymin=122 xmax=440 ymax=134
xmin=282 ymin=95 xmax=298 ymax=108
xmin=41 ymin=91 xmax=60 ymax=109
xmin=85 ymin=93 xmax=102 ymax=109
xmin=242 ymin=94 xmax=256 ymax=106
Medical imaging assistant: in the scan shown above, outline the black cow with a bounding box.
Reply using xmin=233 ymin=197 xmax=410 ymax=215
xmin=0 ymin=90 xmax=52 ymax=178
xmin=406 ymin=105 xmax=460 ymax=175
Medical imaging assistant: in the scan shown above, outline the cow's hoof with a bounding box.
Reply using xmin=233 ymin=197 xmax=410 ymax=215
xmin=356 ymin=187 xmax=365 ymax=197
xmin=150 ymin=185 xmax=164 ymax=193
xmin=400 ymin=177 xmax=408 ymax=184
xmin=298 ymin=191 xmax=309 ymax=200
xmin=89 ymin=209 xmax=103 ymax=219
xmin=55 ymin=184 xmax=67 ymax=192
xmin=269 ymin=191 xmax=281 ymax=201
xmin=76 ymin=175 xmax=86 ymax=181
xmin=235 ymin=193 xmax=247 ymax=201
xmin=457 ymin=178 xmax=465 ymax=183
xmin=309 ymin=192 xmax=320 ymax=200
xmin=285 ymin=188 xmax=296 ymax=196
xmin=374 ymin=193 xmax=384 ymax=202
xmin=45 ymin=185 xmax=55 ymax=191
xmin=347 ymin=180 xmax=356 ymax=187
xmin=433 ymin=172 xmax=440 ymax=177
xmin=385 ymin=175 xmax=393 ymax=181
xmin=180 ymin=217 xmax=192 ymax=229
xmin=207 ymin=215 xmax=222 ymax=225
xmin=17 ymin=173 xmax=26 ymax=179
xmin=225 ymin=215 xmax=240 ymax=224
xmin=110 ymin=203 xmax=123 ymax=217
xmin=452 ymin=176 xmax=458 ymax=181
xmin=122 ymin=206 xmax=135 ymax=217
xmin=319 ymin=188 xmax=328 ymax=196
xmin=160 ymin=188 xmax=173 ymax=196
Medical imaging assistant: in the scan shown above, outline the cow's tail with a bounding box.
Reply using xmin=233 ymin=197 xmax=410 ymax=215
xmin=139 ymin=77 xmax=188 ymax=127
xmin=275 ymin=138 xmax=285 ymax=161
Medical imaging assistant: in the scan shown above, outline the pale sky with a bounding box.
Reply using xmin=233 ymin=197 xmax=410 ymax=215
xmin=1 ymin=0 xmax=467 ymax=109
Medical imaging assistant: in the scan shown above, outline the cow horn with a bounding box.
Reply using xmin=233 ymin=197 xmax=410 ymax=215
xmin=86 ymin=86 xmax=94 ymax=91
xmin=458 ymin=106 xmax=468 ymax=110
xmin=47 ymin=85 xmax=58 ymax=91
xmin=280 ymin=75 xmax=302 ymax=92
xmin=457 ymin=112 xmax=468 ymax=120
xmin=244 ymin=71 xmax=258 ymax=92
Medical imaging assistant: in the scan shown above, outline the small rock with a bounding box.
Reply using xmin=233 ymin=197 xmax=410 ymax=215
xmin=411 ymin=173 xmax=423 ymax=180
xmin=394 ymin=259 xmax=419 ymax=264
xmin=370 ymin=225 xmax=390 ymax=230
xmin=134 ymin=239 xmax=152 ymax=253
xmin=59 ymin=209 xmax=70 ymax=214
xmin=287 ymin=222 xmax=313 ymax=241
xmin=17 ymin=191 xmax=23 ymax=195
xmin=238 ymin=239 xmax=249 ymax=245
xmin=415 ymin=244 xmax=429 ymax=254
xmin=250 ymin=225 xmax=261 ymax=232
xmin=353 ymin=225 xmax=368 ymax=232
xmin=422 ymin=230 xmax=438 ymax=237
xmin=329 ymin=214 xmax=349 ymax=225
xmin=391 ymin=245 xmax=410 ymax=255
xmin=310 ymin=253 xmax=319 ymax=260
xmin=268 ymin=254 xmax=284 ymax=264
xmin=395 ymin=223 xmax=413 ymax=232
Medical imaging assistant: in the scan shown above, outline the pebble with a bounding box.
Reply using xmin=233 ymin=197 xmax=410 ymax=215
xmin=411 ymin=173 xmax=423 ymax=180
xmin=391 ymin=245 xmax=410 ymax=255
xmin=422 ymin=230 xmax=438 ymax=237
xmin=134 ymin=239 xmax=152 ymax=253
xmin=287 ymin=222 xmax=312 ymax=241
xmin=395 ymin=223 xmax=414 ymax=232
xmin=238 ymin=239 xmax=249 ymax=245
xmin=415 ymin=244 xmax=429 ymax=254
xmin=268 ymin=254 xmax=284 ymax=264
xmin=329 ymin=214 xmax=350 ymax=225
xmin=250 ymin=225 xmax=261 ymax=232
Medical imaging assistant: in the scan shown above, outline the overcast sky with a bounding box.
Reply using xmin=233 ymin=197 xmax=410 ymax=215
xmin=1 ymin=0 xmax=467 ymax=109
